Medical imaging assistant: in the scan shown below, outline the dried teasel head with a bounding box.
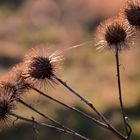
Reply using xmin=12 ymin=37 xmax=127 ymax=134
xmin=22 ymin=45 xmax=63 ymax=89
xmin=122 ymin=0 xmax=140 ymax=27
xmin=0 ymin=64 xmax=29 ymax=124
xmin=0 ymin=83 xmax=17 ymax=124
xmin=96 ymin=17 xmax=135 ymax=51
xmin=2 ymin=63 xmax=29 ymax=97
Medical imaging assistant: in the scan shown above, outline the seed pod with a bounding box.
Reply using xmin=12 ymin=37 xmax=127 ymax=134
xmin=96 ymin=17 xmax=135 ymax=51
xmin=122 ymin=0 xmax=140 ymax=27
xmin=0 ymin=83 xmax=16 ymax=124
xmin=22 ymin=45 xmax=63 ymax=89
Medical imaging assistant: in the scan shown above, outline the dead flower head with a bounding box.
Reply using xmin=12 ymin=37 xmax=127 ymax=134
xmin=122 ymin=0 xmax=140 ymax=27
xmin=0 ymin=64 xmax=29 ymax=124
xmin=0 ymin=83 xmax=17 ymax=124
xmin=2 ymin=63 xmax=29 ymax=96
xmin=22 ymin=44 xmax=63 ymax=88
xmin=96 ymin=17 xmax=135 ymax=51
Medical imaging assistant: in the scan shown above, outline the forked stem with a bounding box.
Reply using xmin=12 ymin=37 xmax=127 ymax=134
xmin=55 ymin=76 xmax=106 ymax=121
xmin=115 ymin=48 xmax=131 ymax=139
xmin=54 ymin=76 xmax=126 ymax=140
xmin=30 ymin=86 xmax=108 ymax=128
xmin=18 ymin=98 xmax=89 ymax=140
xmin=10 ymin=112 xmax=89 ymax=140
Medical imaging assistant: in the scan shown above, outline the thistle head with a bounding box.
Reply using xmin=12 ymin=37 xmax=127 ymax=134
xmin=2 ymin=63 xmax=29 ymax=96
xmin=0 ymin=84 xmax=17 ymax=124
xmin=29 ymin=57 xmax=53 ymax=80
xmin=123 ymin=0 xmax=140 ymax=27
xmin=22 ymin=45 xmax=63 ymax=88
xmin=96 ymin=17 xmax=135 ymax=51
xmin=0 ymin=64 xmax=29 ymax=124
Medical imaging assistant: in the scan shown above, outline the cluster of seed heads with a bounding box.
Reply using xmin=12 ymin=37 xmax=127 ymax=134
xmin=0 ymin=0 xmax=140 ymax=125
xmin=97 ymin=0 xmax=140 ymax=51
xmin=0 ymin=45 xmax=63 ymax=123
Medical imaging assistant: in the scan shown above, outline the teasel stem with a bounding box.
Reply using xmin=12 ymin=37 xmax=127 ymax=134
xmin=54 ymin=76 xmax=127 ymax=140
xmin=10 ymin=112 xmax=90 ymax=140
xmin=30 ymin=86 xmax=127 ymax=140
xmin=32 ymin=117 xmax=39 ymax=140
xmin=115 ymin=47 xmax=131 ymax=139
xmin=30 ymin=85 xmax=107 ymax=128
xmin=17 ymin=98 xmax=89 ymax=140
xmin=55 ymin=77 xmax=103 ymax=119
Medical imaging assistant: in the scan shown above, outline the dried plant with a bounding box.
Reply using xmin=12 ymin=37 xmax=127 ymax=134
xmin=22 ymin=45 xmax=63 ymax=89
xmin=0 ymin=1 xmax=140 ymax=140
xmin=121 ymin=0 xmax=140 ymax=28
xmin=96 ymin=15 xmax=136 ymax=140
xmin=96 ymin=17 xmax=135 ymax=51
xmin=0 ymin=84 xmax=16 ymax=124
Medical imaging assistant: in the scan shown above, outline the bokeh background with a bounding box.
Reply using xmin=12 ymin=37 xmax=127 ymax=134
xmin=0 ymin=0 xmax=140 ymax=140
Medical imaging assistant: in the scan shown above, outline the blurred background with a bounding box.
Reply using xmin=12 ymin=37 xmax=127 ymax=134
xmin=0 ymin=0 xmax=140 ymax=140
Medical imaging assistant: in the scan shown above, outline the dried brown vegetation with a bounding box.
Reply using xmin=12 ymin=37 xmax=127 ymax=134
xmin=0 ymin=0 xmax=140 ymax=140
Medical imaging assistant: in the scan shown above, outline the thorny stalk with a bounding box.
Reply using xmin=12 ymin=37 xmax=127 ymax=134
xmin=30 ymin=86 xmax=108 ymax=128
xmin=10 ymin=112 xmax=90 ymax=140
xmin=115 ymin=48 xmax=132 ymax=139
xmin=17 ymin=98 xmax=89 ymax=140
xmin=55 ymin=76 xmax=106 ymax=121
xmin=54 ymin=76 xmax=127 ymax=140
xmin=31 ymin=86 xmax=127 ymax=140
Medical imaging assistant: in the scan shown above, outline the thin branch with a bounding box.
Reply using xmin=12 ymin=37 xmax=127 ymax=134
xmin=32 ymin=117 xmax=39 ymax=140
xmin=31 ymin=86 xmax=127 ymax=140
xmin=54 ymin=76 xmax=127 ymax=140
xmin=18 ymin=98 xmax=89 ymax=140
xmin=55 ymin=77 xmax=105 ymax=120
xmin=115 ymin=48 xmax=131 ymax=139
xmin=13 ymin=118 xmax=19 ymax=127
xmin=10 ymin=112 xmax=90 ymax=140
xmin=18 ymin=98 xmax=64 ymax=128
xmin=30 ymin=86 xmax=108 ymax=128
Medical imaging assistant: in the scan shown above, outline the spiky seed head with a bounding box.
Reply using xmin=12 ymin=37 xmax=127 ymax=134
xmin=105 ymin=23 xmax=127 ymax=46
xmin=0 ymin=63 xmax=29 ymax=124
xmin=2 ymin=63 xmax=29 ymax=97
xmin=22 ymin=45 xmax=63 ymax=88
xmin=29 ymin=57 xmax=53 ymax=80
xmin=123 ymin=0 xmax=140 ymax=27
xmin=96 ymin=17 xmax=135 ymax=51
xmin=0 ymin=84 xmax=16 ymax=124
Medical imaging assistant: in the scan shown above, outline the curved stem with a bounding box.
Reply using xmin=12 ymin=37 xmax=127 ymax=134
xmin=10 ymin=112 xmax=89 ymax=140
xmin=115 ymin=48 xmax=131 ymax=139
xmin=30 ymin=86 xmax=108 ymax=128
xmin=18 ymin=98 xmax=89 ymax=140
xmin=54 ymin=77 xmax=126 ymax=140
xmin=55 ymin=77 xmax=106 ymax=121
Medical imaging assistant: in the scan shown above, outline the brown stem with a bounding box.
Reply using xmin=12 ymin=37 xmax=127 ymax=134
xmin=54 ymin=77 xmax=127 ymax=140
xmin=55 ymin=77 xmax=106 ymax=121
xmin=32 ymin=117 xmax=39 ymax=140
xmin=115 ymin=48 xmax=131 ymax=139
xmin=10 ymin=112 xmax=90 ymax=140
xmin=18 ymin=98 xmax=89 ymax=140
xmin=30 ymin=86 xmax=108 ymax=128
